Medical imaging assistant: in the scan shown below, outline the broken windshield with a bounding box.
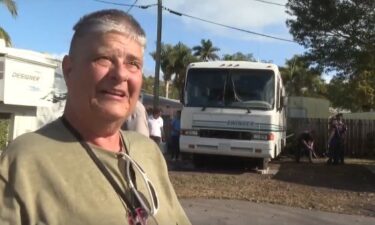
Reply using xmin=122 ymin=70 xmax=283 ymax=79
xmin=185 ymin=68 xmax=275 ymax=110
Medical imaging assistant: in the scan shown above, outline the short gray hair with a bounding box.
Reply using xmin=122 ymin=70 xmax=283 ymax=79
xmin=69 ymin=9 xmax=146 ymax=55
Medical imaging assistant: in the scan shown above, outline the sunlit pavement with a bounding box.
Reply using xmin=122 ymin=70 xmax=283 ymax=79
xmin=181 ymin=198 xmax=375 ymax=225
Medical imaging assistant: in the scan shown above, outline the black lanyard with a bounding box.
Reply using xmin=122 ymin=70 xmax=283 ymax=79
xmin=60 ymin=116 xmax=138 ymax=215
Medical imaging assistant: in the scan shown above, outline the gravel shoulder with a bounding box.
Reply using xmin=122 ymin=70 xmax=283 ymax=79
xmin=168 ymin=156 xmax=375 ymax=217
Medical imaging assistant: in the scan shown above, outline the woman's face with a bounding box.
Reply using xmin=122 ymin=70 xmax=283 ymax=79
xmin=63 ymin=31 xmax=143 ymax=122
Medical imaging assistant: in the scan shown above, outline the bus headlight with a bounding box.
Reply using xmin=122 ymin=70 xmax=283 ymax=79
xmin=181 ymin=129 xmax=199 ymax=136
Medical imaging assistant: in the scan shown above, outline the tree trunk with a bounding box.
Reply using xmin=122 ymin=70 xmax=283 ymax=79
xmin=165 ymin=80 xmax=170 ymax=98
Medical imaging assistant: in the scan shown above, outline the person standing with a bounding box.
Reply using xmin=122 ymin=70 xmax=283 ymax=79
xmin=327 ymin=113 xmax=347 ymax=165
xmin=123 ymin=100 xmax=149 ymax=137
xmin=148 ymin=108 xmax=164 ymax=145
xmin=336 ymin=113 xmax=347 ymax=164
xmin=0 ymin=9 xmax=190 ymax=225
xmin=170 ymin=110 xmax=181 ymax=161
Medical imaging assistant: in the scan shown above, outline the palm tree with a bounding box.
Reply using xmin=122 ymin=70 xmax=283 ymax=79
xmin=192 ymin=39 xmax=220 ymax=61
xmin=151 ymin=43 xmax=197 ymax=98
xmin=0 ymin=0 xmax=17 ymax=46
xmin=280 ymin=55 xmax=326 ymax=97
xmin=159 ymin=44 xmax=175 ymax=98
xmin=222 ymin=52 xmax=256 ymax=61
xmin=151 ymin=43 xmax=174 ymax=98
xmin=170 ymin=42 xmax=197 ymax=93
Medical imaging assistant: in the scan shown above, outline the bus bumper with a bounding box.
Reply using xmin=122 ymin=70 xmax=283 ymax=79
xmin=180 ymin=135 xmax=274 ymax=159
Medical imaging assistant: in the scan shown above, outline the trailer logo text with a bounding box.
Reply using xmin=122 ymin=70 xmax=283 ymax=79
xmin=12 ymin=72 xmax=40 ymax=81
xmin=227 ymin=120 xmax=254 ymax=127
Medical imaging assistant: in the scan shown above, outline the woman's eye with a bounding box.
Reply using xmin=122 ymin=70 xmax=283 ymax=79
xmin=95 ymin=57 xmax=112 ymax=67
xmin=126 ymin=60 xmax=141 ymax=71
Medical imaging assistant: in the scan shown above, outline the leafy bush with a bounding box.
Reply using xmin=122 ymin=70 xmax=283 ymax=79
xmin=0 ymin=120 xmax=9 ymax=151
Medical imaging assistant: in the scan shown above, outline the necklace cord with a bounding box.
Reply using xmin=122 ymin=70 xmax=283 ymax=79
xmin=60 ymin=116 xmax=138 ymax=215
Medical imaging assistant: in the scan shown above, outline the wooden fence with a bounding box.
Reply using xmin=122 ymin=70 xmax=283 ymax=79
xmin=287 ymin=118 xmax=375 ymax=157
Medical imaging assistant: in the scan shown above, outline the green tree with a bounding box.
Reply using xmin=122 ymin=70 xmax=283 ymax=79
xmin=222 ymin=52 xmax=256 ymax=61
xmin=327 ymin=76 xmax=356 ymax=111
xmin=0 ymin=0 xmax=17 ymax=46
xmin=280 ymin=55 xmax=326 ymax=97
xmin=170 ymin=42 xmax=197 ymax=93
xmin=0 ymin=119 xmax=9 ymax=151
xmin=151 ymin=43 xmax=175 ymax=98
xmin=192 ymin=39 xmax=220 ymax=61
xmin=142 ymin=74 xmax=180 ymax=100
xmin=286 ymin=0 xmax=375 ymax=78
xmin=328 ymin=71 xmax=375 ymax=111
xmin=151 ymin=42 xmax=197 ymax=99
xmin=350 ymin=71 xmax=375 ymax=111
xmin=141 ymin=75 xmax=154 ymax=94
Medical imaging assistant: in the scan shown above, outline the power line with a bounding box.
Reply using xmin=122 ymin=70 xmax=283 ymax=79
xmin=251 ymin=0 xmax=286 ymax=7
xmin=163 ymin=6 xmax=296 ymax=43
xmin=127 ymin=0 xmax=138 ymax=13
xmin=93 ymin=0 xmax=157 ymax=9
xmin=94 ymin=0 xmax=295 ymax=43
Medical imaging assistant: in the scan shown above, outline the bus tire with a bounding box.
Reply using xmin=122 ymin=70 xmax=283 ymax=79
xmin=257 ymin=158 xmax=269 ymax=170
xmin=274 ymin=146 xmax=279 ymax=159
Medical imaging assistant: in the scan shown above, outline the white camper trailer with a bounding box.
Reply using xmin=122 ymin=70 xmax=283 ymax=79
xmin=180 ymin=61 xmax=287 ymax=169
xmin=0 ymin=41 xmax=58 ymax=145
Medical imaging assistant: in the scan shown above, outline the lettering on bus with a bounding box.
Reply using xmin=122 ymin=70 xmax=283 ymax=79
xmin=11 ymin=72 xmax=40 ymax=81
xmin=227 ymin=120 xmax=254 ymax=127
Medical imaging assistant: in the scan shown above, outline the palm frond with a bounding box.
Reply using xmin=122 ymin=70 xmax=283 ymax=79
xmin=1 ymin=0 xmax=18 ymax=17
xmin=0 ymin=27 xmax=12 ymax=46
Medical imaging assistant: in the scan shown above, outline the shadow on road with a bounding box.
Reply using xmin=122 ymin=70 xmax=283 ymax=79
xmin=272 ymin=157 xmax=375 ymax=193
xmin=166 ymin=152 xmax=375 ymax=193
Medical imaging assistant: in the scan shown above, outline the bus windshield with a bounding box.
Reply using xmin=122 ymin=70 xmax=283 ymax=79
xmin=185 ymin=68 xmax=275 ymax=110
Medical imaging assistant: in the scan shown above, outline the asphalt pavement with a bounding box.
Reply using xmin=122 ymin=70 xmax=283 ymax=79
xmin=181 ymin=198 xmax=375 ymax=225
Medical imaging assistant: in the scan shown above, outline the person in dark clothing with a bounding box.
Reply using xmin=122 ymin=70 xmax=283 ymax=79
xmin=327 ymin=113 xmax=347 ymax=165
xmin=296 ymin=130 xmax=316 ymax=163
xmin=169 ymin=110 xmax=181 ymax=161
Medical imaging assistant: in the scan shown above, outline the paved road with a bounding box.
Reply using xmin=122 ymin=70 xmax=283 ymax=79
xmin=181 ymin=199 xmax=375 ymax=225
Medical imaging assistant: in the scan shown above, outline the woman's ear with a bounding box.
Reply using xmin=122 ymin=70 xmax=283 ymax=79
xmin=62 ymin=55 xmax=72 ymax=82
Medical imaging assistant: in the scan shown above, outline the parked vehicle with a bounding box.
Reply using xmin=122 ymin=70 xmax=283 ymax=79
xmin=180 ymin=61 xmax=287 ymax=169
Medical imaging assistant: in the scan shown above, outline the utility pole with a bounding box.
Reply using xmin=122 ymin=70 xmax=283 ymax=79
xmin=153 ymin=0 xmax=162 ymax=109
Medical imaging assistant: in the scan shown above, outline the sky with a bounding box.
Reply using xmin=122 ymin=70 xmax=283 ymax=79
xmin=0 ymin=0 xmax=306 ymax=77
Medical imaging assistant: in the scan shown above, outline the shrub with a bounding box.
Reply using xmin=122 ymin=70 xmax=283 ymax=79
xmin=0 ymin=120 xmax=9 ymax=151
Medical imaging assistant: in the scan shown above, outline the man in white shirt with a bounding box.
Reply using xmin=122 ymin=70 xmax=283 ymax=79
xmin=148 ymin=108 xmax=164 ymax=144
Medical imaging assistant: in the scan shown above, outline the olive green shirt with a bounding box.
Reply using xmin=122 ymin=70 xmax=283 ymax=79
xmin=0 ymin=119 xmax=191 ymax=225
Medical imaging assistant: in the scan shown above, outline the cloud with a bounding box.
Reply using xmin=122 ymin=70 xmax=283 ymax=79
xmin=163 ymin=0 xmax=289 ymax=38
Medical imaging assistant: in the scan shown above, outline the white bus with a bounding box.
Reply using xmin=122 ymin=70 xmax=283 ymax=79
xmin=180 ymin=61 xmax=287 ymax=169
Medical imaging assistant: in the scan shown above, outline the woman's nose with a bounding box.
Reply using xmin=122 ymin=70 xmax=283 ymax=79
xmin=110 ymin=63 xmax=128 ymax=82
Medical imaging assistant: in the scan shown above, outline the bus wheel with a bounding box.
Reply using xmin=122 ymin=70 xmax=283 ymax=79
xmin=257 ymin=158 xmax=269 ymax=170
